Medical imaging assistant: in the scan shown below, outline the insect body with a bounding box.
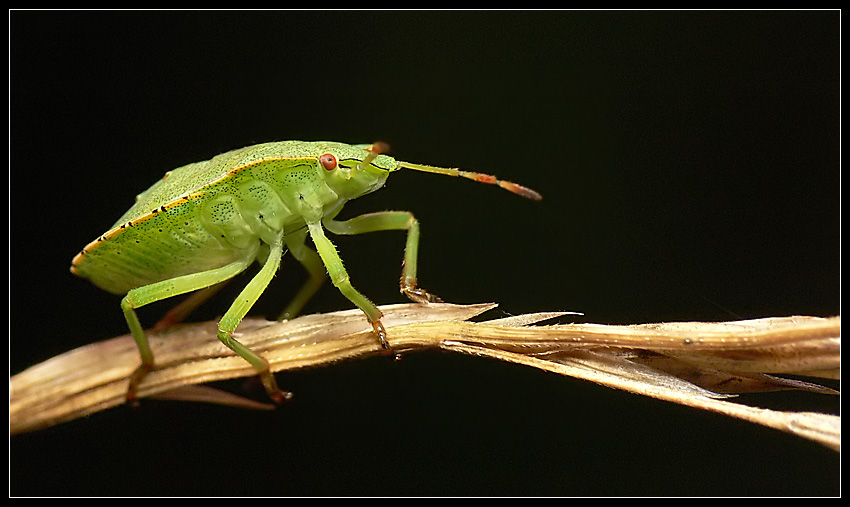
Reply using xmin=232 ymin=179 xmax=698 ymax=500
xmin=71 ymin=140 xmax=541 ymax=403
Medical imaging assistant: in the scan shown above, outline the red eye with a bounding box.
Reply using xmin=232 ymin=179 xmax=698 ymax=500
xmin=319 ymin=153 xmax=338 ymax=170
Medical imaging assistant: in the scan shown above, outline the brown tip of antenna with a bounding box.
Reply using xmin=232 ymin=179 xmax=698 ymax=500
xmin=498 ymin=180 xmax=543 ymax=201
xmin=366 ymin=141 xmax=391 ymax=154
xmin=395 ymin=158 xmax=542 ymax=201
xmin=460 ymin=171 xmax=542 ymax=200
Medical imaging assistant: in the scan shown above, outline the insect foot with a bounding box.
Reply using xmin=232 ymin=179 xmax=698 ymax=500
xmin=372 ymin=320 xmax=391 ymax=350
xmin=370 ymin=319 xmax=405 ymax=361
xmin=401 ymin=285 xmax=444 ymax=304
xmin=268 ymin=387 xmax=294 ymax=404
xmin=126 ymin=364 xmax=153 ymax=407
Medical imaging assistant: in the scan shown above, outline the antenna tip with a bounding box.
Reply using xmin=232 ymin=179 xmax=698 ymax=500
xmin=367 ymin=141 xmax=391 ymax=154
xmin=499 ymin=181 xmax=543 ymax=201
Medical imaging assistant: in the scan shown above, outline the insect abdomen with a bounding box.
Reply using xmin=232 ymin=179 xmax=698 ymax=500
xmin=72 ymin=196 xmax=250 ymax=295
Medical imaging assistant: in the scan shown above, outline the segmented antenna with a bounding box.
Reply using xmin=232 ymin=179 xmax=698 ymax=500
xmin=360 ymin=142 xmax=542 ymax=201
xmin=397 ymin=161 xmax=543 ymax=201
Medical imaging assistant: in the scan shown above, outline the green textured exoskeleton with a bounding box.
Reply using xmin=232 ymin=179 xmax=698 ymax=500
xmin=71 ymin=141 xmax=541 ymax=403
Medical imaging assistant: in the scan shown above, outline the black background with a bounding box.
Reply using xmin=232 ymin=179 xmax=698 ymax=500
xmin=11 ymin=11 xmax=839 ymax=496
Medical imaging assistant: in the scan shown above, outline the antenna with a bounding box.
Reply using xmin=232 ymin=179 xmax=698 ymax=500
xmin=398 ymin=161 xmax=543 ymax=201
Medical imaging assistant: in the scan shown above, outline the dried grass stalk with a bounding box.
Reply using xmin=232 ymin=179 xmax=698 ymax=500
xmin=10 ymin=303 xmax=840 ymax=451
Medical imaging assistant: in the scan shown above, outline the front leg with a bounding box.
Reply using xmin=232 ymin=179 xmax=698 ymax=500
xmin=307 ymin=221 xmax=390 ymax=349
xmin=322 ymin=211 xmax=442 ymax=304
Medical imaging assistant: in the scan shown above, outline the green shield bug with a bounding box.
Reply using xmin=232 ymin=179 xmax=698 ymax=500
xmin=71 ymin=140 xmax=542 ymax=403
